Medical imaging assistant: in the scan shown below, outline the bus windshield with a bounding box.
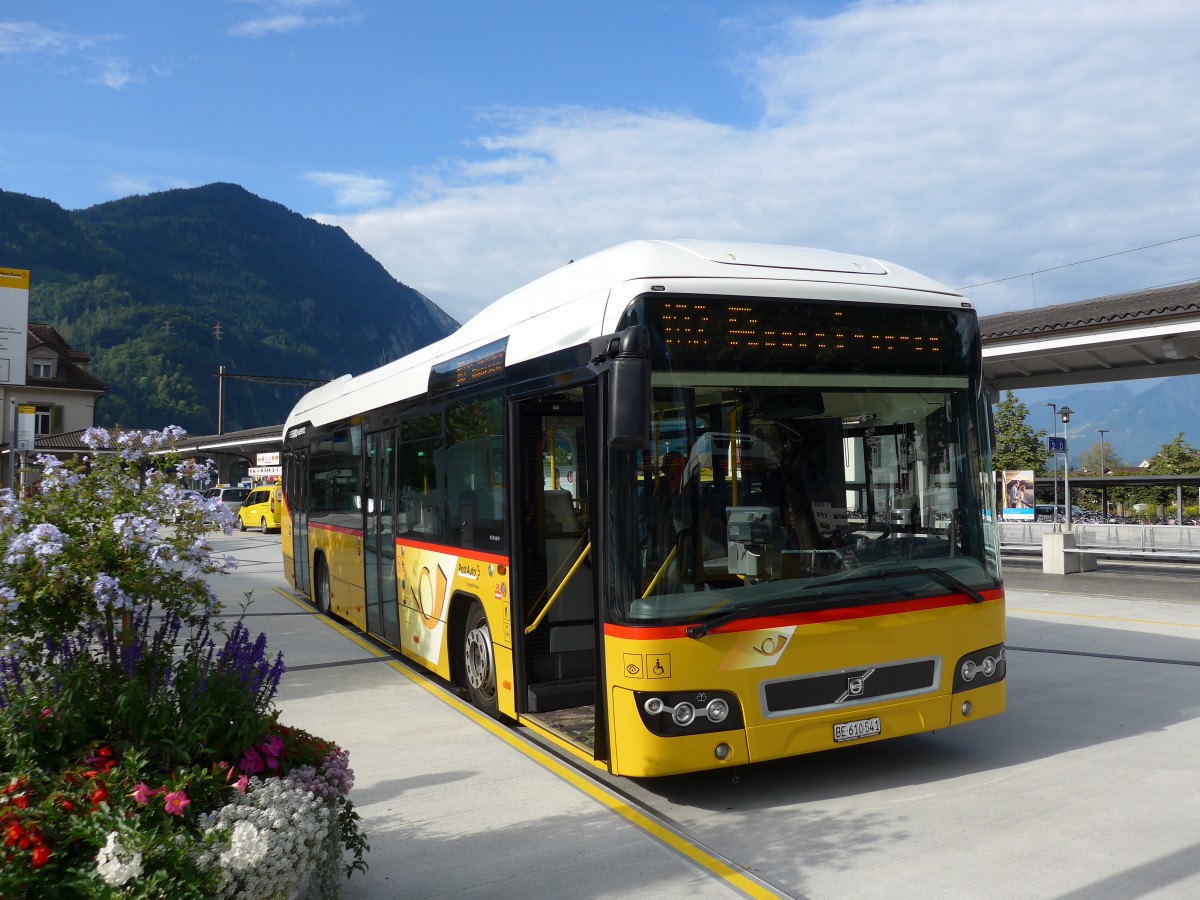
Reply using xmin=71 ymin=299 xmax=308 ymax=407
xmin=612 ymin=294 xmax=999 ymax=627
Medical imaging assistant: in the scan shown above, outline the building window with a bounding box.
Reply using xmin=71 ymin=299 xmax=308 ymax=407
xmin=26 ymin=405 xmax=63 ymax=437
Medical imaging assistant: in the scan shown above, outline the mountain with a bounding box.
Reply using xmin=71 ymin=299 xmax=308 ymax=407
xmin=0 ymin=184 xmax=458 ymax=435
xmin=1014 ymin=376 xmax=1200 ymax=466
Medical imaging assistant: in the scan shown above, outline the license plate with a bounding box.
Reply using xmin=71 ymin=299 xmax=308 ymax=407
xmin=833 ymin=716 xmax=881 ymax=743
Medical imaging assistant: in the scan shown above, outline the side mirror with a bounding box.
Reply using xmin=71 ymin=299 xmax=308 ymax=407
xmin=607 ymin=325 xmax=651 ymax=449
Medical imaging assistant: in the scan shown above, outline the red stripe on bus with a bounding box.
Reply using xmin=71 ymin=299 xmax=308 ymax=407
xmin=603 ymin=588 xmax=1005 ymax=641
xmin=395 ymin=536 xmax=511 ymax=567
xmin=309 ymin=521 xmax=364 ymax=537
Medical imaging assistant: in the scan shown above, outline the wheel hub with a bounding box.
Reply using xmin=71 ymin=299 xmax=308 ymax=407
xmin=465 ymin=626 xmax=493 ymax=691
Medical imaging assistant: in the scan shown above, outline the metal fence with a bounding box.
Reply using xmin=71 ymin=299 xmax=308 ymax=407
xmin=999 ymin=521 xmax=1200 ymax=556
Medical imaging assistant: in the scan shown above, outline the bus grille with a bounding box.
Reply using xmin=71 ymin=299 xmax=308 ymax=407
xmin=760 ymin=657 xmax=940 ymax=717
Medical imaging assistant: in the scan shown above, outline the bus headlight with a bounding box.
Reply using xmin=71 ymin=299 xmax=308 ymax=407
xmin=953 ymin=644 xmax=1006 ymax=693
xmin=672 ymin=701 xmax=696 ymax=726
xmin=634 ymin=689 xmax=744 ymax=737
xmin=706 ymin=697 xmax=730 ymax=723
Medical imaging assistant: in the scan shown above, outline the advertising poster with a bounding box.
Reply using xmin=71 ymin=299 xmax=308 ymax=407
xmin=0 ymin=268 xmax=30 ymax=387
xmin=1003 ymin=469 xmax=1035 ymax=520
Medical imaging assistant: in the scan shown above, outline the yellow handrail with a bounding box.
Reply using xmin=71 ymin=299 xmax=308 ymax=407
xmin=524 ymin=541 xmax=592 ymax=634
xmin=641 ymin=545 xmax=677 ymax=598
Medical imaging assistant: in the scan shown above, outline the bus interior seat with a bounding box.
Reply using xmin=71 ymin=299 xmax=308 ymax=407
xmin=544 ymin=488 xmax=579 ymax=532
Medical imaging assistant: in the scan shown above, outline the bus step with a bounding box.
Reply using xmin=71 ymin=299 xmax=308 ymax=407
xmin=527 ymin=677 xmax=594 ymax=712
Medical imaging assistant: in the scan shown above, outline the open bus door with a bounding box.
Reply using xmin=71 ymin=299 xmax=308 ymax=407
xmin=514 ymin=386 xmax=607 ymax=763
xmin=287 ymin=448 xmax=311 ymax=596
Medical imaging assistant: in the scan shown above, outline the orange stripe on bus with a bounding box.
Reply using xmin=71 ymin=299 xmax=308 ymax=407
xmin=395 ymin=536 xmax=510 ymax=567
xmin=310 ymin=521 xmax=363 ymax=537
xmin=603 ymin=589 xmax=1004 ymax=641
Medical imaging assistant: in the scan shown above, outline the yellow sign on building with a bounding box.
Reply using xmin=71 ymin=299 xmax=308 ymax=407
xmin=0 ymin=268 xmax=31 ymax=386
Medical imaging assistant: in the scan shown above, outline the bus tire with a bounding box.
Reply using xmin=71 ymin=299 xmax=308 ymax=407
xmin=463 ymin=600 xmax=500 ymax=718
xmin=314 ymin=556 xmax=331 ymax=615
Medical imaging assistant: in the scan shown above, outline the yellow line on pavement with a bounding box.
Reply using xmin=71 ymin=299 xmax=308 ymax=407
xmin=271 ymin=586 xmax=780 ymax=899
xmin=1009 ymin=606 xmax=1200 ymax=629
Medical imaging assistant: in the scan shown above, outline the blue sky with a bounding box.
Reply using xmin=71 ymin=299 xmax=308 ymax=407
xmin=3 ymin=0 xmax=1200 ymax=326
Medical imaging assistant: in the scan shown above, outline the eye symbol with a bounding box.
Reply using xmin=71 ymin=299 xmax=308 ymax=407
xmin=753 ymin=635 xmax=788 ymax=657
xmin=626 ymin=663 xmax=641 ymax=676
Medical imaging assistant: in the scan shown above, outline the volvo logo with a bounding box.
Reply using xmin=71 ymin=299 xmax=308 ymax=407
xmin=836 ymin=668 xmax=875 ymax=703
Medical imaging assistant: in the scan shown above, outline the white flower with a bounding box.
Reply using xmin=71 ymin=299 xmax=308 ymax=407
xmin=5 ymin=523 xmax=66 ymax=566
xmin=81 ymin=426 xmax=112 ymax=449
xmin=92 ymin=573 xmax=133 ymax=612
xmin=0 ymin=586 xmax=17 ymax=614
xmin=224 ymin=820 xmax=269 ymax=872
xmin=95 ymin=831 xmax=143 ymax=887
xmin=196 ymin=777 xmax=331 ymax=899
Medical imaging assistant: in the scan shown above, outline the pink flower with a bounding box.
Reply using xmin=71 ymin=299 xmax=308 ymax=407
xmin=131 ymin=782 xmax=155 ymax=805
xmin=238 ymin=747 xmax=264 ymax=774
xmin=163 ymin=790 xmax=190 ymax=816
xmin=264 ymin=735 xmax=284 ymax=756
xmin=38 ymin=709 xmax=53 ymax=720
xmin=234 ymin=774 xmax=249 ymax=794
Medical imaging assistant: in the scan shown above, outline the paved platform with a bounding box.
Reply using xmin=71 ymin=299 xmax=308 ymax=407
xmin=211 ymin=532 xmax=1200 ymax=899
xmin=212 ymin=531 xmax=751 ymax=900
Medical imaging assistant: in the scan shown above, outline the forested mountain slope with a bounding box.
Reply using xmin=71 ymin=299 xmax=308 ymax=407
xmin=0 ymin=183 xmax=457 ymax=434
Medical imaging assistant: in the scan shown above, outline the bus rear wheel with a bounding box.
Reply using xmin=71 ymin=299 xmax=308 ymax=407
xmin=463 ymin=600 xmax=499 ymax=718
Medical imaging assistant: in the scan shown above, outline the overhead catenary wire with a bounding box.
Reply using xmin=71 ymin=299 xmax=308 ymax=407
xmin=957 ymin=232 xmax=1200 ymax=291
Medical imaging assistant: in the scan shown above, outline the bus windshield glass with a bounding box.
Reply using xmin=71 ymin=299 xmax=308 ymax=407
xmin=612 ymin=294 xmax=999 ymax=627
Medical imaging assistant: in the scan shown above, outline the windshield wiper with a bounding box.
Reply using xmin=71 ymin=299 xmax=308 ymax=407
xmin=830 ymin=566 xmax=989 ymax=604
xmin=685 ymin=587 xmax=901 ymax=639
xmin=685 ymin=566 xmax=991 ymax=639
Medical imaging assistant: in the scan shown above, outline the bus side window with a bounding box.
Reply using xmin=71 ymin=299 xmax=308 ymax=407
xmin=445 ymin=392 xmax=506 ymax=550
xmin=400 ymin=410 xmax=445 ymax=543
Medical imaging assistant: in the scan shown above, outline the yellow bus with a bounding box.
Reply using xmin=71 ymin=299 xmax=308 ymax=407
xmin=281 ymin=240 xmax=1005 ymax=777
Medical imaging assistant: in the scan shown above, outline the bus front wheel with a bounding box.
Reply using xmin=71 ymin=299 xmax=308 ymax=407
xmin=463 ymin=600 xmax=499 ymax=718
xmin=314 ymin=557 xmax=331 ymax=615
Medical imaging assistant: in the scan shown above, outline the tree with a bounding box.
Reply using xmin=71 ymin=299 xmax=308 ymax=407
xmin=1139 ymin=433 xmax=1200 ymax=510
xmin=992 ymin=391 xmax=1049 ymax=474
xmin=1078 ymin=439 xmax=1124 ymax=475
xmin=1076 ymin=439 xmax=1127 ymax=510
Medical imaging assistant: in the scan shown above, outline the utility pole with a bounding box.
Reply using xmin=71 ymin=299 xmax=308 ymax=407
xmin=1097 ymin=429 xmax=1109 ymax=519
xmin=1045 ymin=402 xmax=1058 ymax=528
xmin=1060 ymin=407 xmax=1074 ymax=529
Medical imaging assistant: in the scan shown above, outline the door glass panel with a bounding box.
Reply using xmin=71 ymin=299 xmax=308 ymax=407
xmin=378 ymin=430 xmax=400 ymax=645
xmin=517 ymin=388 xmax=600 ymax=754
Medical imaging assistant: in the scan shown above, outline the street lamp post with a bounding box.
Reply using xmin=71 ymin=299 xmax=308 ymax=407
xmin=1097 ymin=428 xmax=1109 ymax=520
xmin=1045 ymin=402 xmax=1059 ymax=527
xmin=1060 ymin=407 xmax=1074 ymax=529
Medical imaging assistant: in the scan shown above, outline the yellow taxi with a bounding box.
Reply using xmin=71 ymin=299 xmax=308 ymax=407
xmin=236 ymin=484 xmax=283 ymax=533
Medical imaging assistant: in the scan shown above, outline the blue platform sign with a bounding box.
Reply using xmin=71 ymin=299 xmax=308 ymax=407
xmin=1048 ymin=436 xmax=1066 ymax=453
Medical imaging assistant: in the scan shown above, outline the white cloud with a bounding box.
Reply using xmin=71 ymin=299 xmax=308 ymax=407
xmin=88 ymin=57 xmax=142 ymax=90
xmin=313 ymin=0 xmax=1200 ymax=325
xmin=0 ymin=21 xmax=155 ymax=90
xmin=301 ymin=171 xmax=393 ymax=208
xmin=103 ymin=173 xmax=193 ymax=198
xmin=0 ymin=20 xmax=119 ymax=57
xmin=0 ymin=21 xmax=70 ymax=54
xmin=228 ymin=0 xmax=361 ymax=38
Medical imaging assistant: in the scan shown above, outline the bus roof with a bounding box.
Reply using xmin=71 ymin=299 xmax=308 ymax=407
xmin=284 ymin=239 xmax=964 ymax=433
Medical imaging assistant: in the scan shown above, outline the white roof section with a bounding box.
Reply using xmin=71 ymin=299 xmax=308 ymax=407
xmin=284 ymin=239 xmax=963 ymax=433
